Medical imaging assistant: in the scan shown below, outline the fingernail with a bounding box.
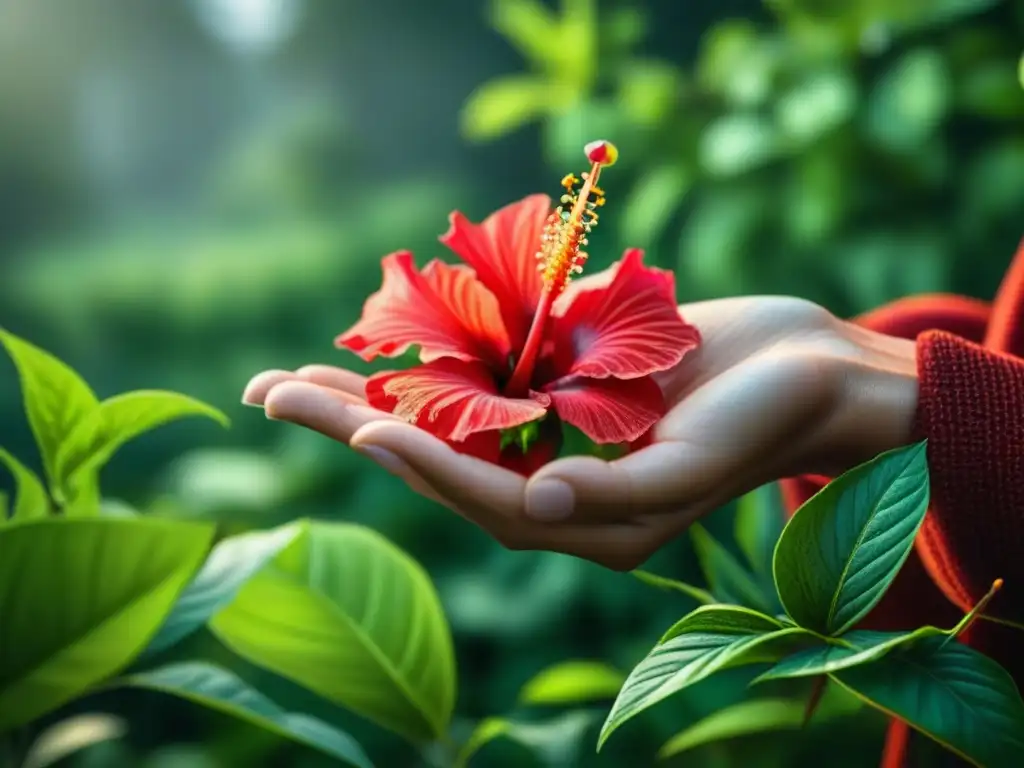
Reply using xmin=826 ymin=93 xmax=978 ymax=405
xmin=241 ymin=386 xmax=263 ymax=407
xmin=355 ymin=445 xmax=409 ymax=476
xmin=526 ymin=479 xmax=575 ymax=522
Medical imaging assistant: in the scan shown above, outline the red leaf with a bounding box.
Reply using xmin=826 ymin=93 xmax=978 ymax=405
xmin=366 ymin=358 xmax=550 ymax=442
xmin=336 ymin=252 xmax=510 ymax=366
xmin=547 ymin=375 xmax=666 ymax=444
xmin=440 ymin=195 xmax=550 ymax=350
xmin=551 ymin=249 xmax=701 ymax=379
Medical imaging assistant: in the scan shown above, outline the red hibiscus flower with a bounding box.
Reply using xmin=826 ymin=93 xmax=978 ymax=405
xmin=336 ymin=141 xmax=701 ymax=473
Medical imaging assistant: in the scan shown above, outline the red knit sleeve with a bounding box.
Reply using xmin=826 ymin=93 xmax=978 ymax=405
xmin=912 ymin=331 xmax=1024 ymax=621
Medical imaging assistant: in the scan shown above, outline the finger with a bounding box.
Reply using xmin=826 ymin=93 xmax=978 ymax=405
xmin=528 ymin=443 xmax=724 ymax=522
xmin=242 ymin=370 xmax=297 ymax=406
xmin=294 ymin=365 xmax=368 ymax=399
xmin=350 ymin=421 xmax=528 ymax=523
xmin=263 ymin=381 xmax=448 ymax=504
xmin=264 ymin=381 xmax=397 ymax=443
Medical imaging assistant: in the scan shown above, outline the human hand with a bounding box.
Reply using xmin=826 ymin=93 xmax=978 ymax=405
xmin=242 ymin=296 xmax=918 ymax=571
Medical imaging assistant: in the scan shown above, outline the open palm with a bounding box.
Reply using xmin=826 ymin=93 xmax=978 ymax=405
xmin=243 ymin=296 xmax=917 ymax=571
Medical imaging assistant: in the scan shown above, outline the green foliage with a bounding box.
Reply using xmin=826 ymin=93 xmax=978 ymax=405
xmin=630 ymin=570 xmax=715 ymax=605
xmin=656 ymin=698 xmax=806 ymax=759
xmin=144 ymin=523 xmax=304 ymax=658
xmin=603 ymin=442 xmax=1024 ymax=766
xmin=599 ymin=608 xmax=815 ymax=747
xmin=455 ymin=711 xmax=599 ymax=768
xmin=517 ymin=661 xmax=625 ymax=706
xmin=209 ymin=520 xmax=457 ymax=744
xmin=831 ymin=637 xmax=1024 ymax=767
xmin=0 ymin=447 xmax=49 ymax=520
xmin=0 ymin=517 xmax=214 ymax=730
xmin=691 ymin=523 xmax=776 ymax=614
xmin=125 ymin=663 xmax=374 ymax=768
xmin=773 ymin=443 xmax=930 ymax=635
xmin=20 ymin=714 xmax=128 ymax=768
xmin=0 ymin=329 xmax=227 ymax=518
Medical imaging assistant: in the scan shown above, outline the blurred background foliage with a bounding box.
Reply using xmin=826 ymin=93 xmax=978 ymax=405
xmin=0 ymin=0 xmax=1021 ymax=765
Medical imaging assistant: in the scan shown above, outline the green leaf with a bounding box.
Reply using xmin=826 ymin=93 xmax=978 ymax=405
xmin=657 ymin=698 xmax=806 ymax=759
xmin=620 ymin=165 xmax=692 ymax=247
xmin=209 ymin=520 xmax=456 ymax=744
xmin=144 ymin=523 xmax=303 ymax=658
xmin=598 ymin=607 xmax=815 ymax=748
xmin=125 ymin=663 xmax=373 ymax=768
xmin=460 ymin=76 xmax=554 ymax=142
xmin=455 ymin=711 xmax=598 ymax=768
xmin=755 ymin=628 xmax=943 ymax=682
xmin=21 ymin=714 xmax=128 ymax=768
xmin=1019 ymin=53 xmax=1024 ymax=91
xmin=0 ymin=491 xmax=7 ymax=519
xmin=518 ymin=661 xmax=625 ymax=706
xmin=691 ymin=524 xmax=774 ymax=613
xmin=831 ymin=637 xmax=1024 ymax=767
xmin=631 ymin=570 xmax=715 ymax=605
xmin=0 ymin=328 xmax=99 ymax=486
xmin=54 ymin=390 xmax=230 ymax=492
xmin=773 ymin=442 xmax=930 ymax=635
xmin=0 ymin=517 xmax=213 ymax=730
xmin=734 ymin=484 xmax=784 ymax=580
xmin=0 ymin=447 xmax=50 ymax=521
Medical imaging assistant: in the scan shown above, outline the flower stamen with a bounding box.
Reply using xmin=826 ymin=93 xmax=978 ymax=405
xmin=505 ymin=140 xmax=618 ymax=398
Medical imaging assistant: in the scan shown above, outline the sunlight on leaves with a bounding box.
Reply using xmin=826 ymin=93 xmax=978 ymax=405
xmin=21 ymin=713 xmax=128 ymax=768
xmin=0 ymin=517 xmax=213 ymax=730
xmin=517 ymin=660 xmax=625 ymax=706
xmin=209 ymin=520 xmax=456 ymax=744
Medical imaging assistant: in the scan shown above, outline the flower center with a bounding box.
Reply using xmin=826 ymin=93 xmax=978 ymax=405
xmin=504 ymin=140 xmax=618 ymax=398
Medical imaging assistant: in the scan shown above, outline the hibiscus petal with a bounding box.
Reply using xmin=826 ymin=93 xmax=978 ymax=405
xmin=551 ymin=248 xmax=702 ymax=379
xmin=440 ymin=195 xmax=550 ymax=349
xmin=336 ymin=251 xmax=510 ymax=366
xmin=366 ymin=358 xmax=550 ymax=442
xmin=547 ymin=375 xmax=665 ymax=444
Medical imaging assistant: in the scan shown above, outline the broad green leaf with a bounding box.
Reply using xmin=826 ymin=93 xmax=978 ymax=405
xmin=0 ymin=329 xmax=99 ymax=486
xmin=620 ymin=165 xmax=692 ymax=246
xmin=518 ymin=661 xmax=625 ymax=706
xmin=126 ymin=663 xmax=372 ymax=768
xmin=832 ymin=637 xmax=1024 ymax=767
xmin=773 ymin=442 xmax=930 ymax=635
xmin=460 ymin=76 xmax=554 ymax=142
xmin=210 ymin=520 xmax=456 ymax=744
xmin=734 ymin=484 xmax=785 ymax=580
xmin=0 ymin=447 xmax=50 ymax=521
xmin=657 ymin=698 xmax=806 ymax=759
xmin=144 ymin=523 xmax=303 ymax=658
xmin=599 ymin=607 xmax=815 ymax=748
xmin=631 ymin=570 xmax=715 ymax=605
xmin=55 ymin=390 xmax=230 ymax=490
xmin=21 ymin=714 xmax=128 ymax=768
xmin=755 ymin=628 xmax=943 ymax=682
xmin=0 ymin=517 xmax=213 ymax=730
xmin=455 ymin=711 xmax=598 ymax=768
xmin=691 ymin=524 xmax=774 ymax=613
